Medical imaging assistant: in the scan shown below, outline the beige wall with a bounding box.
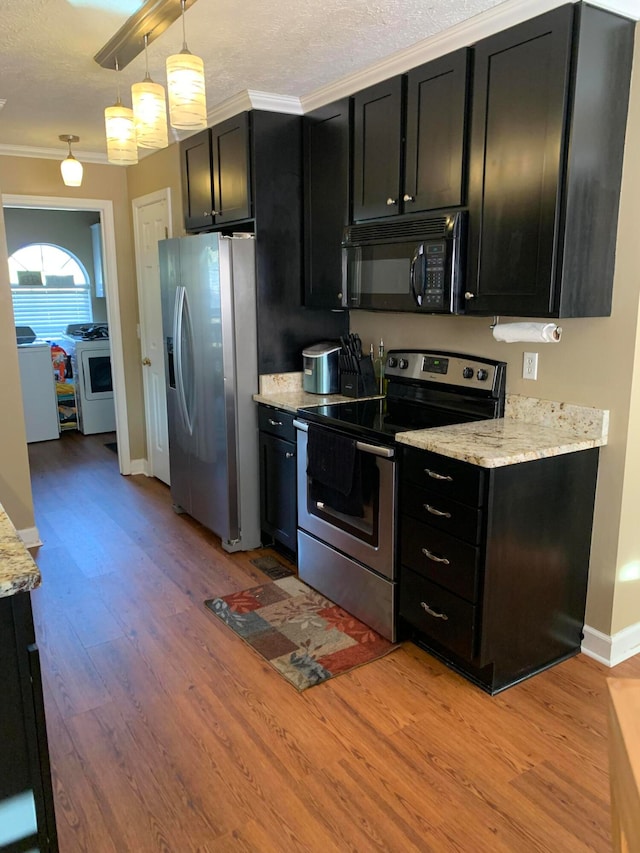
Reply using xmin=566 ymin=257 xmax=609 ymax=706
xmin=351 ymin=36 xmax=640 ymax=637
xmin=126 ymin=143 xmax=184 ymax=238
xmin=0 ymin=200 xmax=35 ymax=530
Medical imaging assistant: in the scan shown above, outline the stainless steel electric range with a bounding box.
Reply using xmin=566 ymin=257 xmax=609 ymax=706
xmin=294 ymin=350 xmax=507 ymax=641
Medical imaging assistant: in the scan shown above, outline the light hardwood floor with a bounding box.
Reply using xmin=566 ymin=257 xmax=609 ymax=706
xmin=27 ymin=431 xmax=640 ymax=852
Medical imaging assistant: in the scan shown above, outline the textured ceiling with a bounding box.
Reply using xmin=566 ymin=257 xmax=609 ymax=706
xmin=0 ymin=0 xmax=636 ymax=161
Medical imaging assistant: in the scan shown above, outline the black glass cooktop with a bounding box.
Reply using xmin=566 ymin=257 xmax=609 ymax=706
xmin=298 ymin=397 xmax=479 ymax=445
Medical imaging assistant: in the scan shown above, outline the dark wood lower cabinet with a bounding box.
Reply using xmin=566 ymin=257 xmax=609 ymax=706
xmin=0 ymin=592 xmax=57 ymax=852
xmin=398 ymin=445 xmax=600 ymax=693
xmin=258 ymin=406 xmax=297 ymax=556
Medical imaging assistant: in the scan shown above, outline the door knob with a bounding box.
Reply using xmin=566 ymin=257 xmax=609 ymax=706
xmin=142 ymin=357 xmax=151 ymax=366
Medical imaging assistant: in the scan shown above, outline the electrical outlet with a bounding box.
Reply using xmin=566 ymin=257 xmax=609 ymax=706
xmin=523 ymin=351 xmax=538 ymax=380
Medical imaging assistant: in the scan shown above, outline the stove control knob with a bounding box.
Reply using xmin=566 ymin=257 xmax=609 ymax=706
xmin=462 ymin=367 xmax=474 ymax=379
xmin=398 ymin=358 xmax=409 ymax=370
xmin=477 ymin=369 xmax=489 ymax=381
xmin=387 ymin=356 xmax=398 ymax=368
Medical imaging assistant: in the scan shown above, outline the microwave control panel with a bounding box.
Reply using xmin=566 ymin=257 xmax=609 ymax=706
xmin=422 ymin=242 xmax=447 ymax=308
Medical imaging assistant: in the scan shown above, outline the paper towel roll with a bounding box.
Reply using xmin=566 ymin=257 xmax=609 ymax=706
xmin=492 ymin=322 xmax=561 ymax=343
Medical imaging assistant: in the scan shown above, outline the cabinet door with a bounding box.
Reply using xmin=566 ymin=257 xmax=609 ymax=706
xmin=303 ymin=99 xmax=350 ymax=309
xmin=259 ymin=431 xmax=297 ymax=552
xmin=466 ymin=6 xmax=573 ymax=316
xmin=181 ymin=128 xmax=214 ymax=232
xmin=404 ymin=49 xmax=469 ymax=214
xmin=352 ymin=77 xmax=403 ymax=221
xmin=211 ymin=112 xmax=252 ymax=225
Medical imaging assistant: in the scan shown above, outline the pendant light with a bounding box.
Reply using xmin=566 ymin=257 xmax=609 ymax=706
xmin=59 ymin=135 xmax=83 ymax=187
xmin=166 ymin=0 xmax=207 ymax=130
xmin=131 ymin=34 xmax=168 ymax=149
xmin=105 ymin=59 xmax=138 ymax=165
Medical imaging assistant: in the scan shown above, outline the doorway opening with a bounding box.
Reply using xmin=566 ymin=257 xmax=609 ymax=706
xmin=2 ymin=193 xmax=132 ymax=475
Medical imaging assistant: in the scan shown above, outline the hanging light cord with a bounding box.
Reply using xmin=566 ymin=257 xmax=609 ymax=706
xmin=143 ymin=33 xmax=152 ymax=81
xmin=181 ymin=0 xmax=188 ymax=50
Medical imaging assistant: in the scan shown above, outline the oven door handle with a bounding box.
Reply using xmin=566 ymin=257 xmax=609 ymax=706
xmin=293 ymin=420 xmax=394 ymax=459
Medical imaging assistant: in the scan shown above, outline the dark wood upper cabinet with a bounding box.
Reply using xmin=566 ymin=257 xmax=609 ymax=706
xmin=181 ymin=128 xmax=215 ymax=232
xmin=466 ymin=4 xmax=634 ymax=317
xmin=181 ymin=112 xmax=251 ymax=231
xmin=404 ymin=49 xmax=469 ymax=214
xmin=352 ymin=50 xmax=470 ymax=222
xmin=303 ymin=98 xmax=351 ymax=309
xmin=352 ymin=77 xmax=404 ymax=221
xmin=210 ymin=113 xmax=251 ymax=224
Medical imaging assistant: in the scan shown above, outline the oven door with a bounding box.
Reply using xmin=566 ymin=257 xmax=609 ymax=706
xmin=295 ymin=420 xmax=396 ymax=580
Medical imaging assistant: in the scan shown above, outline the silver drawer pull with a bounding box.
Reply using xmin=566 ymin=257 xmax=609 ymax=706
xmin=420 ymin=601 xmax=449 ymax=621
xmin=285 ymin=451 xmax=295 ymax=459
xmin=424 ymin=504 xmax=451 ymax=518
xmin=421 ymin=547 xmax=450 ymax=565
xmin=268 ymin=418 xmax=283 ymax=427
xmin=424 ymin=468 xmax=453 ymax=482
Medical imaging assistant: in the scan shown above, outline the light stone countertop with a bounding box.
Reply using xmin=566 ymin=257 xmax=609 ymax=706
xmin=0 ymin=505 xmax=41 ymax=598
xmin=396 ymin=394 xmax=609 ymax=467
xmin=254 ymin=371 xmax=382 ymax=413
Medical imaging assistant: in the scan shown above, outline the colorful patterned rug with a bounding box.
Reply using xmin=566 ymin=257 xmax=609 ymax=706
xmin=205 ymin=576 xmax=397 ymax=691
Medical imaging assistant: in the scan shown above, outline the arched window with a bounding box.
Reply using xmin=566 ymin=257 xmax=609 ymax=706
xmin=9 ymin=243 xmax=93 ymax=339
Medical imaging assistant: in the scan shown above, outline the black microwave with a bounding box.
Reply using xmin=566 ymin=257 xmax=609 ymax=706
xmin=342 ymin=211 xmax=467 ymax=313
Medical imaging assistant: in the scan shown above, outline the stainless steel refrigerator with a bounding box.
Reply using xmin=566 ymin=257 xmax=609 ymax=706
xmin=159 ymin=233 xmax=261 ymax=552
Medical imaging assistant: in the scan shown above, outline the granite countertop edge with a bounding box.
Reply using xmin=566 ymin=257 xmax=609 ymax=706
xmin=0 ymin=506 xmax=41 ymax=598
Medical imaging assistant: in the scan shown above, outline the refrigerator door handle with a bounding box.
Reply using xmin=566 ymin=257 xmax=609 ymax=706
xmin=173 ymin=285 xmax=194 ymax=435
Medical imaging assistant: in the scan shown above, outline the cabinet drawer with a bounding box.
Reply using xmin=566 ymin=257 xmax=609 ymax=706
xmin=401 ymin=515 xmax=480 ymax=602
xmin=258 ymin=406 xmax=296 ymax=442
xmin=400 ymin=568 xmax=477 ymax=661
xmin=401 ymin=481 xmax=482 ymax=543
xmin=402 ymin=446 xmax=485 ymax=506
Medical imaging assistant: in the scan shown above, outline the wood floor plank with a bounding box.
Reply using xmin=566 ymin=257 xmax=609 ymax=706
xmin=26 ymin=431 xmax=640 ymax=852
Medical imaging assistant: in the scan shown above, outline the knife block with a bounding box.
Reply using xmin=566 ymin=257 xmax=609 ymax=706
xmin=340 ymin=356 xmax=379 ymax=397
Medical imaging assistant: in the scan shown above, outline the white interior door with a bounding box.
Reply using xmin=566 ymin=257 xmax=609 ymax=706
xmin=133 ymin=189 xmax=172 ymax=485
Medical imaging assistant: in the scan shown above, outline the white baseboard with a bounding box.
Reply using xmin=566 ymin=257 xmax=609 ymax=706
xmin=128 ymin=458 xmax=151 ymax=476
xmin=18 ymin=526 xmax=42 ymax=549
xmin=582 ymin=623 xmax=640 ymax=667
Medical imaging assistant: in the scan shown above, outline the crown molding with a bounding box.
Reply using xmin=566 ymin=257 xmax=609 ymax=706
xmin=205 ymin=90 xmax=302 ymax=128
xmin=300 ymin=0 xmax=640 ymax=112
xmin=0 ymin=144 xmax=109 ymax=164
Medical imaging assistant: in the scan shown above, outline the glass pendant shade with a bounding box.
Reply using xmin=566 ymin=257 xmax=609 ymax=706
xmin=166 ymin=49 xmax=207 ymax=130
xmin=131 ymin=74 xmax=168 ymax=149
xmin=60 ymin=155 xmax=83 ymax=187
xmin=105 ymin=98 xmax=138 ymax=165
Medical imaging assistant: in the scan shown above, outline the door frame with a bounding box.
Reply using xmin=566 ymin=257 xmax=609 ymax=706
xmin=131 ymin=187 xmax=173 ymax=478
xmin=2 ymin=193 xmax=132 ymax=474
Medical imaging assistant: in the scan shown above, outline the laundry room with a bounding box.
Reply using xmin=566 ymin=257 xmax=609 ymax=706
xmin=5 ymin=206 xmax=116 ymax=441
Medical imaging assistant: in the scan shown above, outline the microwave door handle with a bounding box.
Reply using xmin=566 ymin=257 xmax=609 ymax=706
xmin=411 ymin=243 xmax=425 ymax=307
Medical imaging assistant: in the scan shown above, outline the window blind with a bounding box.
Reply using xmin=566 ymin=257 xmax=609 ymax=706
xmin=11 ymin=287 xmax=93 ymax=340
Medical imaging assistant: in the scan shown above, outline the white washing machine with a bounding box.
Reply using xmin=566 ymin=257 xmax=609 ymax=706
xmin=61 ymin=328 xmax=116 ymax=435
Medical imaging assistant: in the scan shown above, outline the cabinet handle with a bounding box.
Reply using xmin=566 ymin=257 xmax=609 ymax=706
xmin=211 ymin=210 xmax=220 ymax=216
xmin=285 ymin=451 xmax=295 ymax=459
xmin=464 ymin=291 xmax=476 ymax=300
xmin=268 ymin=418 xmax=283 ymax=427
xmin=424 ymin=504 xmax=451 ymax=518
xmin=421 ymin=547 xmax=450 ymax=565
xmin=424 ymin=468 xmax=453 ymax=482
xmin=386 ymin=197 xmax=397 ymax=206
xmin=420 ymin=601 xmax=449 ymax=621
xmin=403 ymin=194 xmax=415 ymax=202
